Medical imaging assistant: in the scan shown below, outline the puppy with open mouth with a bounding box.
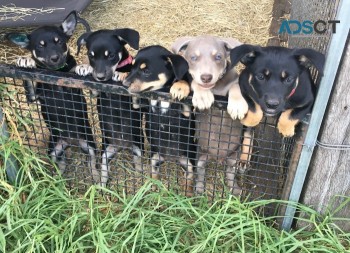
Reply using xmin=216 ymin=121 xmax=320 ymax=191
xmin=75 ymin=28 xmax=144 ymax=187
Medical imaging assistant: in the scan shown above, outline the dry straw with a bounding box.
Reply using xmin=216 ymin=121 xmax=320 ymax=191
xmin=0 ymin=4 xmax=64 ymax=22
xmin=0 ymin=0 xmax=273 ymax=63
xmin=80 ymin=0 xmax=273 ymax=49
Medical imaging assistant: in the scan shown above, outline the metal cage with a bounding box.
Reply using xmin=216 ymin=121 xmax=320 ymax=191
xmin=0 ymin=65 xmax=297 ymax=215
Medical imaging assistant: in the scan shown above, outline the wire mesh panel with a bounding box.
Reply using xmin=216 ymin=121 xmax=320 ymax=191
xmin=0 ymin=64 xmax=296 ymax=214
xmin=1 ymin=75 xmax=101 ymax=191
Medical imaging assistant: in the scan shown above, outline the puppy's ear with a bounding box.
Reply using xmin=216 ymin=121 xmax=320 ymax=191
xmin=61 ymin=11 xmax=78 ymax=36
xmin=113 ymin=28 xmax=140 ymax=50
xmin=76 ymin=16 xmax=91 ymax=33
xmin=76 ymin=32 xmax=91 ymax=55
xmin=220 ymin=38 xmax=242 ymax=56
xmin=6 ymin=33 xmax=30 ymax=48
xmin=230 ymin=44 xmax=261 ymax=67
xmin=171 ymin=37 xmax=194 ymax=55
xmin=293 ymin=48 xmax=325 ymax=75
xmin=166 ymin=54 xmax=189 ymax=80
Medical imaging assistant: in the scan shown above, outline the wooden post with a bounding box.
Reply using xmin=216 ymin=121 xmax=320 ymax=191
xmin=299 ymin=40 xmax=350 ymax=231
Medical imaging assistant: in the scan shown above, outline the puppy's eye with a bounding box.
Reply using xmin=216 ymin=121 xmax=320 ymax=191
xmin=142 ymin=69 xmax=151 ymax=77
xmin=36 ymin=43 xmax=45 ymax=49
xmin=88 ymin=52 xmax=94 ymax=58
xmin=255 ymin=73 xmax=265 ymax=81
xmin=215 ymin=54 xmax=222 ymax=61
xmin=108 ymin=54 xmax=116 ymax=60
xmin=190 ymin=55 xmax=197 ymax=62
xmin=285 ymin=76 xmax=294 ymax=84
xmin=37 ymin=40 xmax=45 ymax=49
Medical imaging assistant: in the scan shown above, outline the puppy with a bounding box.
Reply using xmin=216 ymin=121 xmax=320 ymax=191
xmin=171 ymin=35 xmax=248 ymax=120
xmin=230 ymin=45 xmax=325 ymax=137
xmin=171 ymin=36 xmax=253 ymax=194
xmin=123 ymin=45 xmax=196 ymax=196
xmin=75 ymin=28 xmax=143 ymax=187
xmin=6 ymin=11 xmax=99 ymax=182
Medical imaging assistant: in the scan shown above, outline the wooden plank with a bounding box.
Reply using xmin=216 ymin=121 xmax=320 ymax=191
xmin=299 ymin=40 xmax=350 ymax=231
xmin=268 ymin=0 xmax=290 ymax=46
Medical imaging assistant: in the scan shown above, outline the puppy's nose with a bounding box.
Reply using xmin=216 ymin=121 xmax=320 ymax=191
xmin=96 ymin=73 xmax=106 ymax=80
xmin=200 ymin=74 xmax=213 ymax=83
xmin=265 ymin=98 xmax=280 ymax=109
xmin=50 ymin=55 xmax=59 ymax=63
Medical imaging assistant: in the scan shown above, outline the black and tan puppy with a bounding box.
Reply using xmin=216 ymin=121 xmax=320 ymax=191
xmin=75 ymin=28 xmax=143 ymax=187
xmin=7 ymin=11 xmax=99 ymax=182
xmin=123 ymin=45 xmax=196 ymax=196
xmin=75 ymin=29 xmax=137 ymax=81
xmin=230 ymin=45 xmax=325 ymax=137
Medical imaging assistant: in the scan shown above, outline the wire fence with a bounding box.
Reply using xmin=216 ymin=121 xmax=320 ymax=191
xmin=0 ymin=64 xmax=296 ymax=214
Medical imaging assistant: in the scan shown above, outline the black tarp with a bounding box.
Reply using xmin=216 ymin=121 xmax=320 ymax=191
xmin=0 ymin=0 xmax=92 ymax=27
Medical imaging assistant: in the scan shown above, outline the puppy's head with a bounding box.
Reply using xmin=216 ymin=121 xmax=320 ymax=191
xmin=6 ymin=11 xmax=78 ymax=69
xmin=123 ymin=45 xmax=188 ymax=94
xmin=230 ymin=45 xmax=325 ymax=116
xmin=172 ymin=35 xmax=241 ymax=89
xmin=77 ymin=28 xmax=139 ymax=81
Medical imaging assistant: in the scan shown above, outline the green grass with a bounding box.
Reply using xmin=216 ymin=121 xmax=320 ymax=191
xmin=0 ymin=135 xmax=350 ymax=253
xmin=0 ymin=83 xmax=349 ymax=252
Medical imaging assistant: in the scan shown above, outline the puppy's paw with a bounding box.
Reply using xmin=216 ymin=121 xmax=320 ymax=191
xmin=195 ymin=181 xmax=205 ymax=194
xmin=119 ymin=72 xmax=129 ymax=81
xmin=75 ymin=64 xmax=93 ymax=76
xmin=90 ymin=89 xmax=100 ymax=97
xmin=192 ymin=90 xmax=214 ymax=110
xmin=112 ymin=71 xmax=128 ymax=82
xmin=170 ymin=80 xmax=190 ymax=100
xmin=132 ymin=96 xmax=140 ymax=109
xmin=16 ymin=57 xmax=36 ymax=68
xmin=240 ymin=106 xmax=263 ymax=127
xmin=237 ymin=160 xmax=251 ymax=171
xmin=277 ymin=110 xmax=298 ymax=137
xmin=181 ymin=104 xmax=191 ymax=118
xmin=227 ymin=96 xmax=249 ymax=120
xmin=235 ymin=162 xmax=251 ymax=188
xmin=277 ymin=122 xmax=296 ymax=137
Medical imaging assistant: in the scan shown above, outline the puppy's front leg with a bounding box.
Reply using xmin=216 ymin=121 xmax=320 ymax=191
xmin=240 ymin=102 xmax=264 ymax=127
xmin=112 ymin=71 xmax=129 ymax=82
xmin=277 ymin=109 xmax=300 ymax=137
xmin=170 ymin=80 xmax=191 ymax=100
xmin=277 ymin=103 xmax=313 ymax=137
xmin=74 ymin=64 xmax=99 ymax=96
xmin=75 ymin=64 xmax=93 ymax=76
xmin=191 ymin=81 xmax=215 ymax=110
xmin=227 ymin=82 xmax=248 ymax=120
xmin=16 ymin=57 xmax=38 ymax=102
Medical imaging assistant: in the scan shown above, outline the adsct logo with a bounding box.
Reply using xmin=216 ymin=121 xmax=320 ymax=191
xmin=279 ymin=20 xmax=340 ymax=35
